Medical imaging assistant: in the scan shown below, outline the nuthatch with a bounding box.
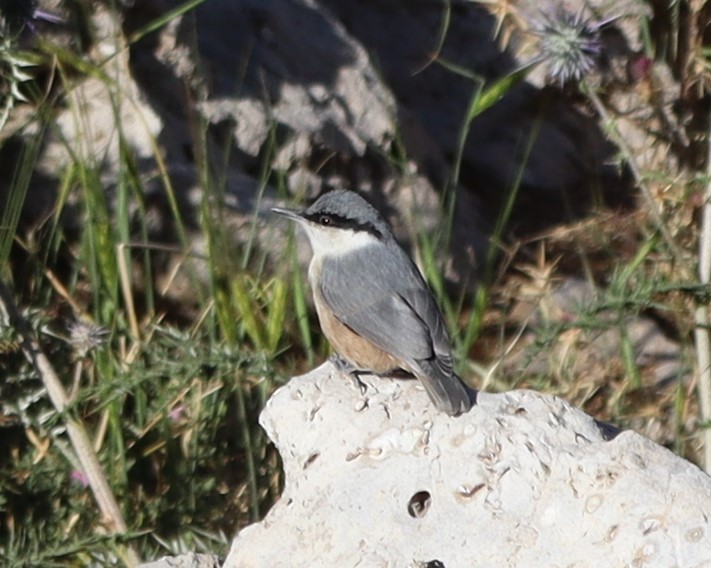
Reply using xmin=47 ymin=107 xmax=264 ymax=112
xmin=272 ymin=189 xmax=473 ymax=416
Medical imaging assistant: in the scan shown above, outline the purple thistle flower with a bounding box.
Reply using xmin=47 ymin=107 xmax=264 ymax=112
xmin=0 ymin=0 xmax=63 ymax=33
xmin=70 ymin=469 xmax=90 ymax=488
xmin=68 ymin=320 xmax=109 ymax=358
xmin=168 ymin=405 xmax=187 ymax=422
xmin=531 ymin=6 xmax=614 ymax=85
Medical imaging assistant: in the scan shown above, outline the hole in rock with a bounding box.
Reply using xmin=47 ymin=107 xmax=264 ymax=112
xmin=303 ymin=452 xmax=320 ymax=469
xmin=407 ymin=490 xmax=431 ymax=518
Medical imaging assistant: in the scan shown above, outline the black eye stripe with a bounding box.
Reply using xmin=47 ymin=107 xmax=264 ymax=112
xmin=304 ymin=211 xmax=384 ymax=239
xmin=305 ymin=211 xmax=349 ymax=227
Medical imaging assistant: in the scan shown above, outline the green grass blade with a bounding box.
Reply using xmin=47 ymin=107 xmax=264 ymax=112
xmin=128 ymin=0 xmax=209 ymax=44
xmin=231 ymin=276 xmax=266 ymax=350
xmin=290 ymin=242 xmax=315 ymax=364
xmin=0 ymin=124 xmax=46 ymax=268
xmin=467 ymin=62 xmax=537 ymax=122
xmin=266 ymin=277 xmax=287 ymax=355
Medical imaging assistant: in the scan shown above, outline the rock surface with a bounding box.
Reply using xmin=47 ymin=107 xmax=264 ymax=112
xmin=224 ymin=362 xmax=711 ymax=567
xmin=140 ymin=553 xmax=220 ymax=568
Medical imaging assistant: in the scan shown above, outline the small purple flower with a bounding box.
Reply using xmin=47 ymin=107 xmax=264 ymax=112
xmin=68 ymin=320 xmax=109 ymax=358
xmin=0 ymin=0 xmax=63 ymax=33
xmin=628 ymin=55 xmax=653 ymax=83
xmin=168 ymin=405 xmax=187 ymax=422
xmin=70 ymin=469 xmax=90 ymax=488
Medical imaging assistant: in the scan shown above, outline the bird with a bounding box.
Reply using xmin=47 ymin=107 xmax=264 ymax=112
xmin=272 ymin=189 xmax=474 ymax=416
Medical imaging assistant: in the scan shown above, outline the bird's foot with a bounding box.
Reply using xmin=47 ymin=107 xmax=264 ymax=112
xmin=329 ymin=353 xmax=356 ymax=373
xmin=329 ymin=354 xmax=369 ymax=395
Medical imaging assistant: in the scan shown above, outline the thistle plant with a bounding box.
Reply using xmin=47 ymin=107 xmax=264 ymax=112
xmin=0 ymin=0 xmax=63 ymax=32
xmin=529 ymin=6 xmax=612 ymax=86
xmin=68 ymin=320 xmax=110 ymax=359
xmin=0 ymin=29 xmax=35 ymax=130
xmin=0 ymin=14 xmax=36 ymax=131
xmin=0 ymin=0 xmax=62 ymax=132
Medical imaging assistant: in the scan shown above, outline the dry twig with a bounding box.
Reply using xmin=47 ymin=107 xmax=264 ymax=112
xmin=693 ymin=115 xmax=711 ymax=472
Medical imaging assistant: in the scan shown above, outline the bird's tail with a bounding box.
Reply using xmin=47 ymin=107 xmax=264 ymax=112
xmin=413 ymin=361 xmax=475 ymax=416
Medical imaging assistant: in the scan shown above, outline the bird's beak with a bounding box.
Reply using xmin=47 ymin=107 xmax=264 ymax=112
xmin=271 ymin=206 xmax=305 ymax=222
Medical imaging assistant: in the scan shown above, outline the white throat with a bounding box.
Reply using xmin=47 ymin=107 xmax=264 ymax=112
xmin=300 ymin=223 xmax=379 ymax=260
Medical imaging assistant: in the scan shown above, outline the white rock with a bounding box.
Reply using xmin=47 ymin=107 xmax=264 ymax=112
xmin=224 ymin=362 xmax=711 ymax=567
xmin=140 ymin=552 xmax=220 ymax=568
xmin=41 ymin=8 xmax=162 ymax=173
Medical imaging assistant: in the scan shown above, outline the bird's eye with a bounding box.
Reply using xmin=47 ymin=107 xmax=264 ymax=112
xmin=318 ymin=215 xmax=332 ymax=225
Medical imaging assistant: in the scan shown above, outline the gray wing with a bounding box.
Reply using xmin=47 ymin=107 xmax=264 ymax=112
xmin=319 ymin=244 xmax=472 ymax=415
xmin=318 ymin=245 xmax=453 ymax=371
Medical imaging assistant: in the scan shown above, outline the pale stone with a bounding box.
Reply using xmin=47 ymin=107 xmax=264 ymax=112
xmin=224 ymin=362 xmax=711 ymax=567
xmin=140 ymin=552 xmax=220 ymax=568
xmin=40 ymin=8 xmax=162 ymax=173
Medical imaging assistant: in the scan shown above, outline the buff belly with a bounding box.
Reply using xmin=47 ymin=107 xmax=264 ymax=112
xmin=312 ymin=289 xmax=401 ymax=374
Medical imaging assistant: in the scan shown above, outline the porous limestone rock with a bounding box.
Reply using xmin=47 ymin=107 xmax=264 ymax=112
xmin=224 ymin=362 xmax=711 ymax=567
xmin=140 ymin=552 xmax=220 ymax=568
